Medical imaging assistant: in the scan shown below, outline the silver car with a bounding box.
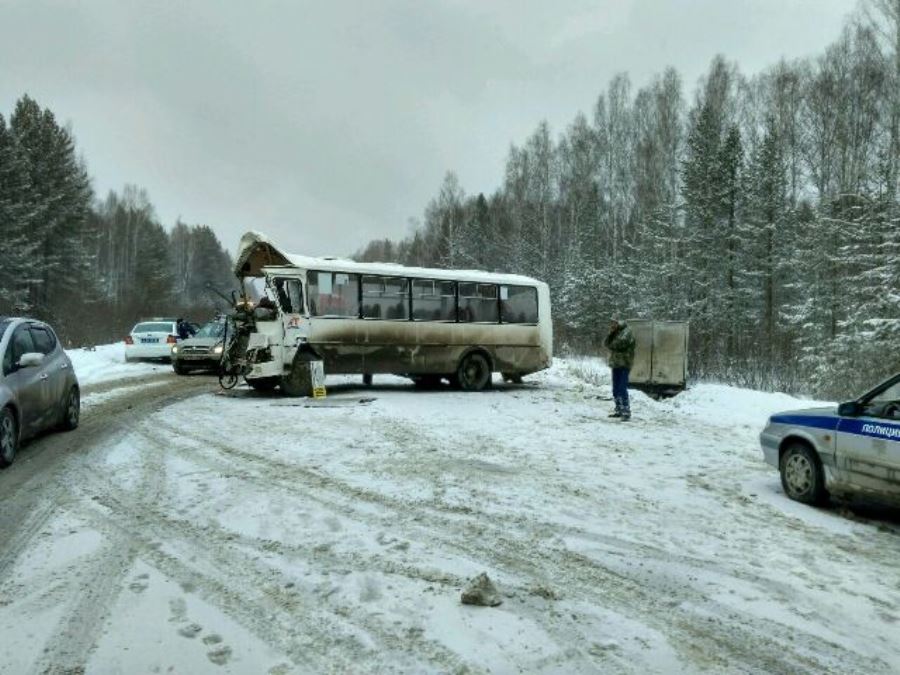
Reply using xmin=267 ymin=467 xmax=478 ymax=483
xmin=760 ymin=373 xmax=900 ymax=505
xmin=0 ymin=317 xmax=80 ymax=467
xmin=171 ymin=318 xmax=227 ymax=374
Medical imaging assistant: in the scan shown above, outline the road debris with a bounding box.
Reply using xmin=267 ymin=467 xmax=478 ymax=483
xmin=461 ymin=573 xmax=502 ymax=607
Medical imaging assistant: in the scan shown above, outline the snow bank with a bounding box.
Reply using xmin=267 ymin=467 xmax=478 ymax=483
xmin=561 ymin=355 xmax=832 ymax=429
xmin=663 ymin=383 xmax=833 ymax=430
xmin=65 ymin=343 xmax=168 ymax=388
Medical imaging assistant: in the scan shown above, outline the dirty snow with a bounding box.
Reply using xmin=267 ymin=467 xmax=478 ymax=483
xmin=1 ymin=359 xmax=898 ymax=674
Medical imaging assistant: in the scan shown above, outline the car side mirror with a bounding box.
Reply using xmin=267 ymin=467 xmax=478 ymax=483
xmin=837 ymin=401 xmax=862 ymax=417
xmin=17 ymin=352 xmax=45 ymax=368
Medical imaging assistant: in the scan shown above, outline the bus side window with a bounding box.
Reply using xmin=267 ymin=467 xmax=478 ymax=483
xmin=362 ymin=276 xmax=385 ymax=319
xmin=440 ymin=281 xmax=456 ymax=322
xmin=411 ymin=280 xmax=434 ymax=321
xmin=459 ymin=282 xmax=498 ymax=323
xmin=308 ymin=271 xmax=359 ymax=317
xmin=363 ymin=276 xmax=409 ymax=320
xmin=412 ymin=279 xmax=455 ymax=321
xmin=500 ymin=285 xmax=538 ymax=324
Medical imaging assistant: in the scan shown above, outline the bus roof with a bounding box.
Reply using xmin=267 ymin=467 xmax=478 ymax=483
xmin=234 ymin=231 xmax=545 ymax=287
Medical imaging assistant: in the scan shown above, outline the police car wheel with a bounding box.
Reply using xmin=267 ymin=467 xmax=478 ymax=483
xmin=780 ymin=442 xmax=827 ymax=505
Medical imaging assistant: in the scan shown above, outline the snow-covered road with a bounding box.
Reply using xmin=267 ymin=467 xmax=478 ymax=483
xmin=0 ymin=359 xmax=898 ymax=673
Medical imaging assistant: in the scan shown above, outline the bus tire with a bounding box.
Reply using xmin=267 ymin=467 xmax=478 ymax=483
xmin=280 ymin=358 xmax=312 ymax=397
xmin=457 ymin=352 xmax=492 ymax=391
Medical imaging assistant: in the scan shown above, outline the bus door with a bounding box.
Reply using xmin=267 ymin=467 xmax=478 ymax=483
xmin=269 ymin=276 xmax=306 ymax=365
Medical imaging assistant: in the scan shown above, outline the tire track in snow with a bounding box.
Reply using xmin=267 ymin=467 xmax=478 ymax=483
xmin=0 ymin=373 xmax=209 ymax=558
xmin=62 ymin=431 xmax=474 ymax=674
xmin=28 ymin=541 xmax=139 ymax=675
xmin=129 ymin=422 xmax=612 ymax=673
xmin=0 ymin=376 xmax=211 ymax=674
xmin=153 ymin=414 xmax=887 ymax=674
xmin=30 ymin=385 xmax=178 ymax=675
xmin=366 ymin=414 xmax=890 ymax=673
xmin=0 ymin=499 xmax=57 ymax=579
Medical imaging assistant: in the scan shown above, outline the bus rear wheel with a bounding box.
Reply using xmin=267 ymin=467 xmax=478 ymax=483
xmin=457 ymin=352 xmax=491 ymax=391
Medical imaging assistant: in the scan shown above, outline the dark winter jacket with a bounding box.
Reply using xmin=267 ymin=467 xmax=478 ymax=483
xmin=604 ymin=322 xmax=636 ymax=369
xmin=176 ymin=321 xmax=195 ymax=340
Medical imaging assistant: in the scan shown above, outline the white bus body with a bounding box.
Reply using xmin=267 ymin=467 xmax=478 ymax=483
xmin=233 ymin=232 xmax=552 ymax=392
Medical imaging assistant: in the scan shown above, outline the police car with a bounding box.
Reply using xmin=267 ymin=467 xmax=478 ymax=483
xmin=760 ymin=373 xmax=900 ymax=506
xmin=124 ymin=318 xmax=180 ymax=362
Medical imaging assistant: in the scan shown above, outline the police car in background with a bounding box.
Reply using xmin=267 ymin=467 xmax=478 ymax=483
xmin=760 ymin=373 xmax=900 ymax=506
xmin=124 ymin=318 xmax=180 ymax=362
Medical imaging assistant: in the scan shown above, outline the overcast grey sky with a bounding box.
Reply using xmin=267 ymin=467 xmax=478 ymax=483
xmin=1 ymin=0 xmax=855 ymax=257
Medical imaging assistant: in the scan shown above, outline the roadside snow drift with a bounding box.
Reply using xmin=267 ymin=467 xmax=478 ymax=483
xmin=0 ymin=359 xmax=897 ymax=674
xmin=66 ymin=342 xmax=168 ymax=389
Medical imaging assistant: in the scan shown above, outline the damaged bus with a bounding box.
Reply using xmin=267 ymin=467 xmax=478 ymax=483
xmin=231 ymin=232 xmax=552 ymax=395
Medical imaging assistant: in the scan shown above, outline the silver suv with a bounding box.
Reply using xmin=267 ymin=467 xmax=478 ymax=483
xmin=172 ymin=318 xmax=227 ymax=374
xmin=0 ymin=317 xmax=80 ymax=467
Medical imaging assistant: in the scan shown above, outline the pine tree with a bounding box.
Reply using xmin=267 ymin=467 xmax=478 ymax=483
xmin=743 ymin=116 xmax=788 ymax=363
xmin=717 ymin=125 xmax=744 ymax=356
xmin=9 ymin=95 xmax=94 ymax=322
xmin=0 ymin=114 xmax=38 ymax=312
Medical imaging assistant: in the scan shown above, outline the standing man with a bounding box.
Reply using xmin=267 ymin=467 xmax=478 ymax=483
xmin=604 ymin=318 xmax=636 ymax=421
xmin=176 ymin=318 xmax=195 ymax=340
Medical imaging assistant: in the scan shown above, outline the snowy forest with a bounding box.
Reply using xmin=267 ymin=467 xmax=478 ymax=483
xmin=357 ymin=2 xmax=900 ymax=399
xmin=0 ymin=95 xmax=234 ymax=346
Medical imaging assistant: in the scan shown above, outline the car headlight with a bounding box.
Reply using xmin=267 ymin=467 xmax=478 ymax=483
xmin=212 ymin=344 xmax=224 ymax=355
xmin=171 ymin=346 xmax=178 ymax=354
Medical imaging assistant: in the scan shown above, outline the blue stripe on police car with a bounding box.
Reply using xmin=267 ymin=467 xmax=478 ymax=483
xmin=770 ymin=414 xmax=900 ymax=441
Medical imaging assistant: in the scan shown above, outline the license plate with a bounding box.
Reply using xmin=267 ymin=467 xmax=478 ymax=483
xmin=140 ymin=338 xmax=159 ymax=344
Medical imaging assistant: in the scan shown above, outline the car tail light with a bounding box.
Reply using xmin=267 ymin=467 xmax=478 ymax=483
xmin=167 ymin=335 xmax=177 ymax=344
xmin=124 ymin=336 xmax=134 ymax=345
